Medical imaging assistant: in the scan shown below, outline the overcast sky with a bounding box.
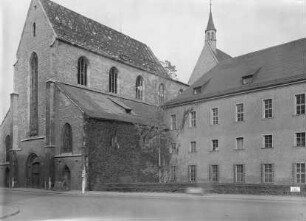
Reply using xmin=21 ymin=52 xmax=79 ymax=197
xmin=0 ymin=0 xmax=305 ymax=122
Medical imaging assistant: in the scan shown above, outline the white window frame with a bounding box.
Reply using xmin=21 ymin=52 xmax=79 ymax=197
xmin=236 ymin=103 xmax=244 ymax=122
xmin=211 ymin=107 xmax=219 ymax=125
xmin=209 ymin=165 xmax=219 ymax=183
xmin=262 ymin=163 xmax=274 ymax=184
xmin=236 ymin=137 xmax=244 ymax=150
xmin=188 ymin=165 xmax=197 ymax=183
xmin=295 ymin=93 xmax=305 ymax=115
xmin=189 ymin=111 xmax=196 ymax=128
xmin=263 ymin=98 xmax=273 ymax=119
xmin=190 ymin=141 xmax=196 ymax=153
xmin=263 ymin=134 xmax=273 ymax=149
xmin=234 ymin=164 xmax=245 ymax=183
xmin=294 ymin=163 xmax=306 ymax=184
xmin=212 ymin=139 xmax=219 ymax=151
xmin=295 ymin=132 xmax=306 ymax=147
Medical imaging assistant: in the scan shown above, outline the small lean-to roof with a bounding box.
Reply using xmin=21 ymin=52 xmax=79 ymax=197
xmin=56 ymin=82 xmax=160 ymax=125
xmin=165 ymin=38 xmax=306 ymax=107
xmin=40 ymin=0 xmax=169 ymax=78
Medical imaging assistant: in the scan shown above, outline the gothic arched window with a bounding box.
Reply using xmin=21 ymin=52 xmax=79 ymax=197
xmin=30 ymin=52 xmax=38 ymax=136
xmin=61 ymin=123 xmax=72 ymax=153
xmin=136 ymin=76 xmax=144 ymax=100
xmin=5 ymin=135 xmax=11 ymax=162
xmin=158 ymin=83 xmax=165 ymax=104
xmin=109 ymin=67 xmax=118 ymax=93
xmin=77 ymin=57 xmax=88 ymax=86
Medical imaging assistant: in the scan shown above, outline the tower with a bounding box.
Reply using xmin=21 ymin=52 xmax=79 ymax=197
xmin=205 ymin=1 xmax=216 ymax=52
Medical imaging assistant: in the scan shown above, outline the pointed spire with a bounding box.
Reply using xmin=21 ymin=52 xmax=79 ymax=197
xmin=205 ymin=0 xmax=216 ymax=32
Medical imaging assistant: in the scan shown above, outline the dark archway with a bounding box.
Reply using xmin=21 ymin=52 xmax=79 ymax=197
xmin=5 ymin=167 xmax=10 ymax=187
xmin=62 ymin=165 xmax=71 ymax=190
xmin=26 ymin=153 xmax=40 ymax=188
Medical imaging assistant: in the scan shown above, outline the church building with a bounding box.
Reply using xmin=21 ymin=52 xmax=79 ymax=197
xmin=0 ymin=0 xmax=187 ymax=190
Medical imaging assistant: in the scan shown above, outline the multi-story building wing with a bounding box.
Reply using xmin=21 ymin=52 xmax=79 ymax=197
xmin=164 ymin=10 xmax=306 ymax=185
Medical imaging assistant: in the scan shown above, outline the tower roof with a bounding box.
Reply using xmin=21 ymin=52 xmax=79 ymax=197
xmin=205 ymin=11 xmax=216 ymax=32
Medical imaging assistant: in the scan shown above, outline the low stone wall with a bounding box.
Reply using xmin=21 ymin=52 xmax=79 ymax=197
xmin=94 ymin=182 xmax=306 ymax=196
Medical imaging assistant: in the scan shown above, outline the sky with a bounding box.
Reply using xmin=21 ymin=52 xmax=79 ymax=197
xmin=0 ymin=0 xmax=305 ymax=122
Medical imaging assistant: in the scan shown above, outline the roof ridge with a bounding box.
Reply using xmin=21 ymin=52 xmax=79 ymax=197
xmin=54 ymin=81 xmax=157 ymax=107
xmin=228 ymin=38 xmax=306 ymax=63
xmin=40 ymin=0 xmax=148 ymax=48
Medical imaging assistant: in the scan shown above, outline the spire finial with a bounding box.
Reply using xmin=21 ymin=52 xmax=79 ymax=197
xmin=210 ymin=0 xmax=212 ymax=12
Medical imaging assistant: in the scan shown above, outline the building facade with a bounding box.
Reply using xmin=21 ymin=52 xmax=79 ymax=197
xmin=164 ymin=9 xmax=306 ymax=185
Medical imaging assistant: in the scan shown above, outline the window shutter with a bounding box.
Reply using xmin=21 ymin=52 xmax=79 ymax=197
xmin=261 ymin=164 xmax=264 ymax=183
xmin=272 ymin=163 xmax=275 ymax=183
xmin=243 ymin=164 xmax=246 ymax=184
xmin=233 ymin=165 xmax=236 ymax=183
xmin=209 ymin=165 xmax=211 ymax=182
xmin=292 ymin=163 xmax=296 ymax=184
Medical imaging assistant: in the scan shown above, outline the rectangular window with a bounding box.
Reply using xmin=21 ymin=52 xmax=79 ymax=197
xmin=190 ymin=141 xmax=196 ymax=153
xmin=170 ymin=114 xmax=177 ymax=130
xmin=209 ymin=165 xmax=219 ymax=183
xmin=188 ymin=165 xmax=196 ymax=182
xmin=171 ymin=166 xmax=177 ymax=182
xmin=296 ymin=94 xmax=305 ymax=115
xmin=295 ymin=163 xmax=306 ymax=184
xmin=236 ymin=137 xmax=244 ymax=150
xmin=212 ymin=139 xmax=219 ymax=151
xmin=264 ymin=135 xmax=273 ymax=148
xmin=263 ymin=99 xmax=273 ymax=118
xmin=234 ymin=164 xmax=245 ymax=183
xmin=236 ymin=103 xmax=244 ymax=122
xmin=189 ymin=111 xmax=196 ymax=128
xmin=296 ymin=132 xmax=306 ymax=147
xmin=211 ymin=108 xmax=219 ymax=125
xmin=262 ymin=164 xmax=274 ymax=183
xmin=170 ymin=143 xmax=178 ymax=154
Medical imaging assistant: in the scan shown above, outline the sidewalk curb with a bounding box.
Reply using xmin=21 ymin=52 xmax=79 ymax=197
xmin=2 ymin=187 xmax=306 ymax=203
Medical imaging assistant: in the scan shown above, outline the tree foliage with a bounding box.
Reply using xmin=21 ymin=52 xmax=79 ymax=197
xmin=160 ymin=60 xmax=178 ymax=80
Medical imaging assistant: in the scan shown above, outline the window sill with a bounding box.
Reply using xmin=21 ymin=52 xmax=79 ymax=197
xmin=261 ymin=117 xmax=274 ymax=121
xmin=188 ymin=152 xmax=197 ymax=154
xmin=293 ymin=146 xmax=306 ymax=148
xmin=54 ymin=153 xmax=82 ymax=158
xmin=209 ymin=149 xmax=219 ymax=152
xmin=261 ymin=147 xmax=274 ymax=149
xmin=234 ymin=148 xmax=245 ymax=151
xmin=234 ymin=120 xmax=245 ymax=124
xmin=21 ymin=136 xmax=45 ymax=142
xmin=293 ymin=114 xmax=305 ymax=118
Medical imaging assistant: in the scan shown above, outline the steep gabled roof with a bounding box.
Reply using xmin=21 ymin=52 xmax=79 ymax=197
xmin=40 ymin=0 xmax=169 ymax=78
xmin=56 ymin=82 xmax=161 ymax=125
xmin=165 ymin=38 xmax=306 ymax=107
xmin=215 ymin=49 xmax=231 ymax=62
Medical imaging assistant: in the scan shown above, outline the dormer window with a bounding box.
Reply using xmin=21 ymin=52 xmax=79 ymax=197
xmin=193 ymin=87 xmax=201 ymax=95
xmin=242 ymin=75 xmax=253 ymax=85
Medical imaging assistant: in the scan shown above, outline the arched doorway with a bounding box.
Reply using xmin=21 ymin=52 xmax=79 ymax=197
xmin=5 ymin=167 xmax=10 ymax=187
xmin=62 ymin=166 xmax=71 ymax=190
xmin=26 ymin=153 xmax=40 ymax=188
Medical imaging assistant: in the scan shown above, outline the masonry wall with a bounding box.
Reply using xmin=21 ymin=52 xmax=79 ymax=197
xmin=53 ymin=41 xmax=187 ymax=106
xmin=85 ymin=119 xmax=162 ymax=190
xmin=12 ymin=0 xmax=56 ymax=188
xmin=52 ymin=85 xmax=84 ymax=190
xmin=166 ymin=82 xmax=306 ymax=185
xmin=0 ymin=110 xmax=11 ymax=186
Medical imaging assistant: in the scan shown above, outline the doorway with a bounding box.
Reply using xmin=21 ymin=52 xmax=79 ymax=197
xmin=62 ymin=166 xmax=71 ymax=190
xmin=26 ymin=153 xmax=40 ymax=188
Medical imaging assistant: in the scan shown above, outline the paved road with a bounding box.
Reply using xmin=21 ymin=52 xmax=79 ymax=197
xmin=1 ymin=189 xmax=306 ymax=221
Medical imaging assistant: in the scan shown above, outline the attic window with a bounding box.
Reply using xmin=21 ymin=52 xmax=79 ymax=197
xmin=242 ymin=75 xmax=253 ymax=85
xmin=193 ymin=87 xmax=201 ymax=95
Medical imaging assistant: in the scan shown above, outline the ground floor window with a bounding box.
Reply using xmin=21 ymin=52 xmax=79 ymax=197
xmin=170 ymin=166 xmax=176 ymax=182
xmin=234 ymin=164 xmax=245 ymax=183
xmin=295 ymin=163 xmax=306 ymax=184
xmin=209 ymin=165 xmax=219 ymax=183
xmin=262 ymin=163 xmax=274 ymax=183
xmin=188 ymin=165 xmax=196 ymax=182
